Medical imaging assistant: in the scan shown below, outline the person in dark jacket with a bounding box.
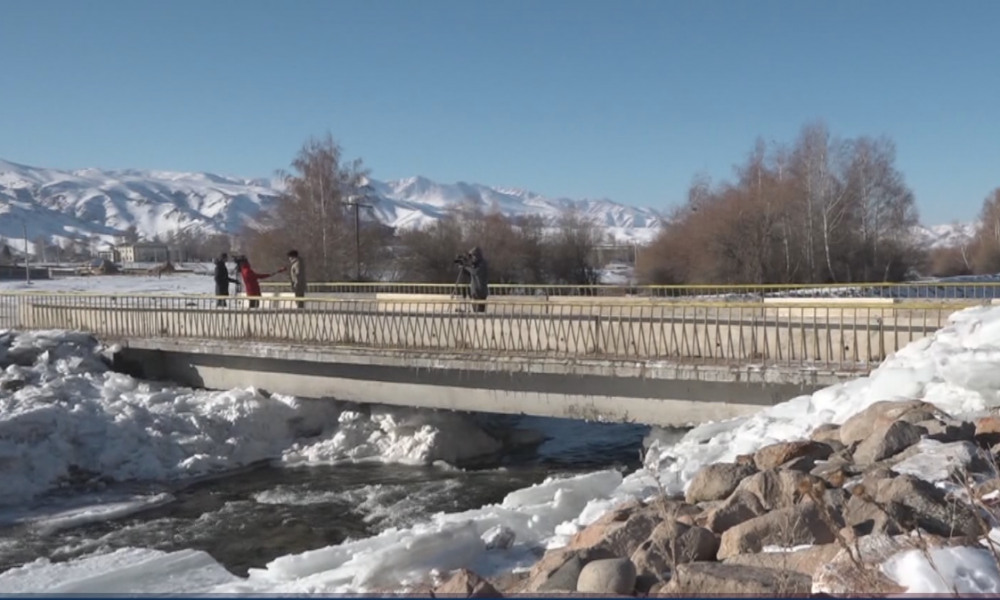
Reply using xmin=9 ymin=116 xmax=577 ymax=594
xmin=459 ymin=246 xmax=489 ymax=313
xmin=213 ymin=253 xmax=239 ymax=307
xmin=287 ymin=250 xmax=306 ymax=309
xmin=234 ymin=256 xmax=275 ymax=309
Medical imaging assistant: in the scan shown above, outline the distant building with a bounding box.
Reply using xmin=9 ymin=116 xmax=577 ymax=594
xmin=97 ymin=244 xmax=120 ymax=263
xmin=118 ymin=242 xmax=170 ymax=264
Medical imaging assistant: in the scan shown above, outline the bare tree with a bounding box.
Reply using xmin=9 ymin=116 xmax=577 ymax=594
xmin=122 ymin=225 xmax=141 ymax=244
xmin=839 ymin=136 xmax=920 ymax=281
xmin=397 ymin=212 xmax=467 ymax=282
xmin=244 ymin=133 xmax=371 ymax=280
xmin=637 ymin=122 xmax=922 ymax=285
xmin=971 ymin=189 xmax=1000 ymax=273
xmin=546 ymin=208 xmax=604 ymax=286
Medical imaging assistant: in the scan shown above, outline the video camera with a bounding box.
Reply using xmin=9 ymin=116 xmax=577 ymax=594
xmin=453 ymin=252 xmax=471 ymax=266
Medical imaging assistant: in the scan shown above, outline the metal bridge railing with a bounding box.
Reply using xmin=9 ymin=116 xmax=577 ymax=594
xmin=258 ymin=280 xmax=1000 ymax=300
xmin=0 ymin=292 xmax=978 ymax=372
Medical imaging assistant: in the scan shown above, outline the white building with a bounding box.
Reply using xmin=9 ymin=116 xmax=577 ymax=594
xmin=96 ymin=244 xmax=120 ymax=263
xmin=118 ymin=242 xmax=170 ymax=264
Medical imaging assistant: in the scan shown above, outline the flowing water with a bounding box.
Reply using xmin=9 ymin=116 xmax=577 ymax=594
xmin=0 ymin=415 xmax=676 ymax=577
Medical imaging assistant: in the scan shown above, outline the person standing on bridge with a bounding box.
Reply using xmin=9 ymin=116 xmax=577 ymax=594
xmin=456 ymin=246 xmax=489 ymax=313
xmin=213 ymin=253 xmax=239 ymax=307
xmin=287 ymin=250 xmax=306 ymax=309
xmin=234 ymin=255 xmax=276 ymax=309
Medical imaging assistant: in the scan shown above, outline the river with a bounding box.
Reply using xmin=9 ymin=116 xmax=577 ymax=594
xmin=0 ymin=415 xmax=684 ymax=577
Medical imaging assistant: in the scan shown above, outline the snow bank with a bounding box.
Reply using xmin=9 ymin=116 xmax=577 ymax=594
xmin=0 ymin=330 xmax=508 ymax=507
xmin=0 ymin=547 xmax=239 ymax=593
xmin=215 ymin=470 xmax=623 ymax=593
xmin=636 ymin=304 xmax=1000 ymax=497
xmin=0 ymin=273 xmax=211 ymax=295
xmin=282 ymin=408 xmax=503 ymax=466
xmin=883 ymin=545 xmax=1000 ymax=593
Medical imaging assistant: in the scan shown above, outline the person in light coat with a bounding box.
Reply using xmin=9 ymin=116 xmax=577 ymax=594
xmin=287 ymin=250 xmax=306 ymax=309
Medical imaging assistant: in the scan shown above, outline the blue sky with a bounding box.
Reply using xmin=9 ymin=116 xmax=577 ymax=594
xmin=1 ymin=0 xmax=998 ymax=224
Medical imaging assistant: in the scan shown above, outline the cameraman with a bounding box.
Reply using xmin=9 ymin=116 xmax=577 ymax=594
xmin=455 ymin=246 xmax=489 ymax=313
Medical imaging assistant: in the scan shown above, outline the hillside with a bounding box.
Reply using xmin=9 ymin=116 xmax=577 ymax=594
xmin=0 ymin=159 xmax=663 ymax=251
xmin=912 ymin=222 xmax=976 ymax=249
xmin=0 ymin=158 xmax=974 ymax=253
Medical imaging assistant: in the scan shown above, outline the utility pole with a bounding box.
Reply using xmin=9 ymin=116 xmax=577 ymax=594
xmin=344 ymin=176 xmax=375 ymax=282
xmin=21 ymin=219 xmax=30 ymax=285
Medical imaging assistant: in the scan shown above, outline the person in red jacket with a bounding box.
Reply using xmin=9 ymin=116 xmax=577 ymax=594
xmin=234 ymin=255 xmax=279 ymax=308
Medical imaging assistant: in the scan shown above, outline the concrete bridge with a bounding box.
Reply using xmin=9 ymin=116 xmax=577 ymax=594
xmin=2 ymin=291 xmax=973 ymax=427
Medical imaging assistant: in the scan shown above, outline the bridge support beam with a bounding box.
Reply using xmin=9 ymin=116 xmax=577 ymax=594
xmin=111 ymin=338 xmax=851 ymax=428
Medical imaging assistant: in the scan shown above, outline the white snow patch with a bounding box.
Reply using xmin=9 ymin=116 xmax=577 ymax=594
xmin=636 ymin=304 xmax=1000 ymax=500
xmin=0 ymin=330 xmax=506 ymax=507
xmin=890 ymin=439 xmax=983 ymax=483
xmin=0 ymin=547 xmax=240 ymax=593
xmin=761 ymin=544 xmax=814 ymax=553
xmin=281 ymin=408 xmax=503 ymax=466
xmin=883 ymin=545 xmax=1000 ymax=593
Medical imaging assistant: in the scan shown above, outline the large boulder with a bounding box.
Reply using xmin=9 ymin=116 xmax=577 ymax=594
xmin=810 ymin=461 xmax=851 ymax=488
xmin=567 ymin=504 xmax=661 ymax=558
xmin=664 ymin=562 xmax=812 ymax=595
xmin=433 ymin=569 xmax=501 ymax=598
xmin=810 ymin=423 xmax=843 ymax=445
xmin=753 ymin=440 xmax=834 ymax=471
xmin=861 ymin=466 xmax=897 ymax=491
xmin=521 ymin=547 xmax=616 ymax=592
xmin=891 ymin=440 xmax=992 ymax=483
xmin=576 ymin=558 xmax=636 ymax=595
xmin=975 ymin=415 xmax=1000 ymax=449
xmin=685 ymin=462 xmax=758 ymax=504
xmin=734 ymin=468 xmax=827 ymax=511
xmin=717 ymin=502 xmax=840 ymax=560
xmin=844 ymin=480 xmax=908 ymax=537
xmin=839 ymin=400 xmax=942 ymax=446
xmin=723 ymin=543 xmax=842 ymax=577
xmin=705 ymin=490 xmax=767 ymax=534
xmin=630 ymin=520 xmax=719 ymax=591
xmin=852 ymin=420 xmax=924 ymax=466
xmin=873 ymin=474 xmax=985 ymax=538
xmin=916 ymin=417 xmax=975 ymax=444
xmin=779 ymin=455 xmax=824 ymax=473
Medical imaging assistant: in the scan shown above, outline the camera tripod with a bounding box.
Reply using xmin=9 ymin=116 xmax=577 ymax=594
xmin=453 ymin=265 xmax=467 ymax=312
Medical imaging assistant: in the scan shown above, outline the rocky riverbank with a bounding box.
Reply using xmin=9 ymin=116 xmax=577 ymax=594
xmin=428 ymin=399 xmax=1000 ymax=596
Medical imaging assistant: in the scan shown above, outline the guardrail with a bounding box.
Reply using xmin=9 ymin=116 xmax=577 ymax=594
xmin=258 ymin=280 xmax=1000 ymax=300
xmin=0 ymin=292 xmax=977 ymax=372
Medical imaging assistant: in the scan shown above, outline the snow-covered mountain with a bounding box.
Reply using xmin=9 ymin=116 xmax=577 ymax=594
xmin=0 ymin=158 xmax=977 ymax=253
xmin=0 ymin=159 xmax=663 ymax=250
xmin=912 ymin=222 xmax=976 ymax=249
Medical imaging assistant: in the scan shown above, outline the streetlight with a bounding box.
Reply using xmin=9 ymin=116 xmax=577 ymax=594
xmin=344 ymin=176 xmax=376 ymax=282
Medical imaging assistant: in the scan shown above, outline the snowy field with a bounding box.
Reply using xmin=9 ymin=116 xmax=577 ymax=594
xmin=0 ymin=273 xmax=213 ymax=295
xmin=3 ymin=299 xmax=1000 ymax=590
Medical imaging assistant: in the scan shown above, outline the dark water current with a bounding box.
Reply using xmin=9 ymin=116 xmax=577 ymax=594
xmin=0 ymin=416 xmax=677 ymax=577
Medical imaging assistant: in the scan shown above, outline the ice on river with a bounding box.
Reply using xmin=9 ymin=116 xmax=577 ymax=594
xmin=0 ymin=330 xmax=512 ymax=508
